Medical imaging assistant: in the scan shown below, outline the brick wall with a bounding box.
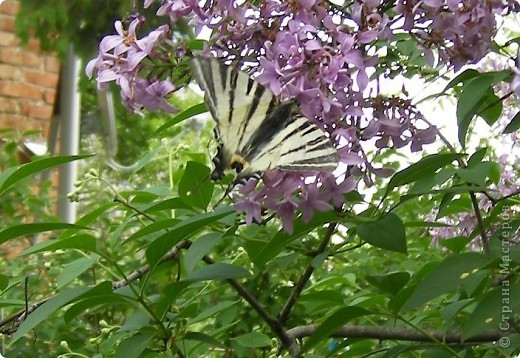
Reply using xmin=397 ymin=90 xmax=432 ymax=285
xmin=0 ymin=0 xmax=60 ymax=135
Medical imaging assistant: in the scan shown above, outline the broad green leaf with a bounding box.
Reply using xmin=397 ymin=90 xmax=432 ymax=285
xmin=233 ymin=332 xmax=271 ymax=348
xmin=467 ymin=147 xmax=487 ymax=168
xmin=11 ymin=286 xmax=92 ymax=342
xmin=178 ymin=161 xmax=214 ymax=210
xmin=462 ymin=282 xmax=520 ymax=340
xmin=189 ymin=300 xmax=237 ymax=324
xmin=114 ymin=332 xmax=155 ymax=358
xmin=438 ymin=236 xmax=471 ymax=254
xmin=56 ymin=255 xmax=98 ymax=289
xmin=456 ymin=162 xmax=497 ymax=186
xmin=0 ymin=155 xmax=89 ymax=196
xmin=357 ymin=213 xmax=407 ymax=254
xmin=64 ymin=293 xmax=130 ymax=323
xmin=146 ymin=207 xmax=234 ymax=265
xmin=366 ymin=271 xmax=411 ymax=296
xmin=19 ymin=234 xmax=97 ymax=256
xmin=477 ymin=91 xmax=503 ymax=126
xmin=163 ymin=281 xmax=192 ymax=301
xmin=440 ymin=69 xmax=480 ymax=94
xmin=155 ymin=102 xmax=207 ymax=134
xmin=503 ymin=110 xmax=520 ymax=134
xmin=401 ymin=253 xmax=491 ymax=311
xmin=0 ymin=223 xmax=86 ymax=246
xmin=144 ymin=197 xmax=193 ymax=212
xmin=250 ymin=211 xmax=339 ymax=266
xmin=184 ymin=263 xmax=249 ymax=281
xmin=456 ymin=71 xmax=509 ymax=147
xmin=74 ymin=203 xmax=118 ymax=227
xmin=0 ymin=274 xmax=8 ymax=291
xmin=300 ymin=306 xmax=370 ymax=353
xmin=184 ymin=232 xmax=222 ymax=272
xmin=127 ymin=218 xmax=179 ymax=242
xmin=384 ymin=153 xmax=463 ymax=198
xmin=0 ymin=298 xmax=25 ymax=307
xmin=184 ymin=331 xmax=227 ymax=349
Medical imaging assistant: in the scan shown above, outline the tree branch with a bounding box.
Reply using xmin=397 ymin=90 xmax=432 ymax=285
xmin=278 ymin=223 xmax=337 ymax=324
xmin=201 ymin=255 xmax=299 ymax=356
xmin=287 ymin=324 xmax=509 ymax=343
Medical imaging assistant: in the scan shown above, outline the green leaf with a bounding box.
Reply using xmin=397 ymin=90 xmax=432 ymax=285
xmin=64 ymin=293 xmax=130 ymax=323
xmin=503 ymin=111 xmax=520 ymax=134
xmin=477 ymin=91 xmax=502 ymax=126
xmin=144 ymin=197 xmax=193 ymax=212
xmin=467 ymin=148 xmax=488 ymax=168
xmin=11 ymin=286 xmax=92 ymax=342
xmin=184 ymin=332 xmax=227 ymax=349
xmin=456 ymin=71 xmax=509 ymax=147
xmin=146 ymin=207 xmax=235 ymax=265
xmin=127 ymin=218 xmax=179 ymax=242
xmin=0 ymin=274 xmax=8 ymax=291
xmin=189 ymin=300 xmax=237 ymax=324
xmin=233 ymin=332 xmax=271 ymax=348
xmin=56 ymin=255 xmax=98 ymax=289
xmin=19 ymin=234 xmax=97 ymax=256
xmin=184 ymin=232 xmax=222 ymax=272
xmin=440 ymin=69 xmax=480 ymax=94
xmin=462 ymin=282 xmax=520 ymax=340
xmin=0 ymin=223 xmax=86 ymax=246
xmin=366 ymin=271 xmax=411 ymax=296
xmin=184 ymin=263 xmax=249 ymax=281
xmin=155 ymin=103 xmax=208 ymax=134
xmin=114 ymin=332 xmax=155 ymax=358
xmin=456 ymin=162 xmax=496 ymax=186
xmin=178 ymin=161 xmax=214 ymax=210
xmin=357 ymin=213 xmax=407 ymax=254
xmin=300 ymin=306 xmax=370 ymax=353
xmin=401 ymin=253 xmax=491 ymax=311
xmin=384 ymin=153 xmax=463 ymax=198
xmin=0 ymin=155 xmax=89 ymax=196
xmin=250 ymin=211 xmax=338 ymax=266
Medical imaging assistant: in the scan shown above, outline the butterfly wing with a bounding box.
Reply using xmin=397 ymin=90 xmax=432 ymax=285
xmin=190 ymin=57 xmax=338 ymax=178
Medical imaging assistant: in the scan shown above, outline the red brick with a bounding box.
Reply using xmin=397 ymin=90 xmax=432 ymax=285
xmin=0 ymin=114 xmax=38 ymax=132
xmin=24 ymin=69 xmax=59 ymax=88
xmin=0 ymin=63 xmax=21 ymax=80
xmin=0 ymin=1 xmax=20 ymax=16
xmin=44 ymin=56 xmax=60 ymax=73
xmin=20 ymin=102 xmax=53 ymax=120
xmin=22 ymin=51 xmax=43 ymax=68
xmin=0 ymin=30 xmax=18 ymax=47
xmin=0 ymin=47 xmax=22 ymax=65
xmin=0 ymin=81 xmax=42 ymax=100
xmin=0 ymin=97 xmax=19 ymax=113
xmin=27 ymin=38 xmax=41 ymax=52
xmin=43 ymin=89 xmax=57 ymax=105
xmin=0 ymin=15 xmax=15 ymax=32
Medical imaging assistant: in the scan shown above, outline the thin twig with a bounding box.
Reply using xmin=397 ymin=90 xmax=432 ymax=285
xmin=278 ymin=223 xmax=337 ymax=324
xmin=287 ymin=324 xmax=510 ymax=343
xmin=470 ymin=191 xmax=490 ymax=254
xmin=201 ymin=255 xmax=299 ymax=356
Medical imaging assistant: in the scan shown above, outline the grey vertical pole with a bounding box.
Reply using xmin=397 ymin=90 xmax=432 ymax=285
xmin=57 ymin=45 xmax=81 ymax=223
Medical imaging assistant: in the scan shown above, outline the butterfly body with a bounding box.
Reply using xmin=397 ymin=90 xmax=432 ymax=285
xmin=190 ymin=57 xmax=338 ymax=181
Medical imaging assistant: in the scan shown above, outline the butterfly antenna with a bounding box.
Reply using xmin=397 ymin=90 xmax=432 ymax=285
xmin=212 ymin=181 xmax=236 ymax=209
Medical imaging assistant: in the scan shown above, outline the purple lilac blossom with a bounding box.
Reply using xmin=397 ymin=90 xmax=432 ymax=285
xmin=86 ymin=0 xmax=519 ymax=233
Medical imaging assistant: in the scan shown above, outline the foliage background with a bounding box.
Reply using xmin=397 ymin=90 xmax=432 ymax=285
xmin=0 ymin=0 xmax=518 ymax=357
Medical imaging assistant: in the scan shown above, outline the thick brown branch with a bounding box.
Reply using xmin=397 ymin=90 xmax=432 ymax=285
xmin=287 ymin=324 xmax=509 ymax=343
xmin=278 ymin=223 xmax=337 ymax=324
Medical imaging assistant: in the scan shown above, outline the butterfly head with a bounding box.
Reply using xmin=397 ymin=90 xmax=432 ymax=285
xmin=211 ymin=144 xmax=248 ymax=181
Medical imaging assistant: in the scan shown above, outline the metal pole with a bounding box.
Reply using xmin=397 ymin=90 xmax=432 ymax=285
xmin=57 ymin=45 xmax=81 ymax=223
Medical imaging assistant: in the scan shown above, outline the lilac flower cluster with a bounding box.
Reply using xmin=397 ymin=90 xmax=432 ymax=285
xmin=86 ymin=0 xmax=519 ymax=232
xmin=394 ymin=0 xmax=520 ymax=70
